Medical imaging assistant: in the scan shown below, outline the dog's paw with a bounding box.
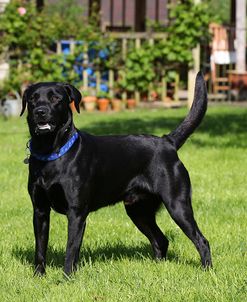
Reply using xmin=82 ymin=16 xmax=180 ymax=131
xmin=33 ymin=264 xmax=46 ymax=277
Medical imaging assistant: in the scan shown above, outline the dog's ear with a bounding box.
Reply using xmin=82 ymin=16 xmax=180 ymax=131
xmin=63 ymin=84 xmax=81 ymax=113
xmin=20 ymin=87 xmax=29 ymax=116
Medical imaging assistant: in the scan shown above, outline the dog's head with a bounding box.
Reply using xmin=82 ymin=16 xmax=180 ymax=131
xmin=20 ymin=82 xmax=81 ymax=135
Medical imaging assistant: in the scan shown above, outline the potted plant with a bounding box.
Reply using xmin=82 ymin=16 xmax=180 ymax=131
xmin=111 ymin=97 xmax=122 ymax=112
xmin=118 ymin=71 xmax=134 ymax=110
xmin=119 ymin=46 xmax=156 ymax=108
xmin=0 ymin=75 xmax=24 ymax=118
xmin=125 ymin=85 xmax=136 ymax=110
xmin=97 ymin=91 xmax=110 ymax=112
xmin=0 ymin=90 xmax=22 ymax=118
xmin=110 ymin=89 xmax=122 ymax=112
xmin=81 ymin=89 xmax=97 ymax=112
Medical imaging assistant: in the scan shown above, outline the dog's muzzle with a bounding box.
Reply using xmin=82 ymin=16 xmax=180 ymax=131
xmin=33 ymin=106 xmax=55 ymax=134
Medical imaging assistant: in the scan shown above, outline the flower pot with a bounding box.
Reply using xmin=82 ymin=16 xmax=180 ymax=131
xmin=163 ymin=96 xmax=173 ymax=103
xmin=97 ymin=98 xmax=110 ymax=112
xmin=2 ymin=99 xmax=21 ymax=117
xmin=150 ymin=90 xmax=158 ymax=101
xmin=228 ymin=70 xmax=247 ymax=100
xmin=126 ymin=98 xmax=136 ymax=109
xmin=83 ymin=96 xmax=97 ymax=112
xmin=1 ymin=91 xmax=21 ymax=117
xmin=111 ymin=98 xmax=122 ymax=112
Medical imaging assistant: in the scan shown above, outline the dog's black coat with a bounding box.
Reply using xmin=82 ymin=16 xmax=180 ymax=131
xmin=21 ymin=73 xmax=212 ymax=275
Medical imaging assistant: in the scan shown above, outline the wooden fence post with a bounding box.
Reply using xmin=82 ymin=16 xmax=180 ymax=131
xmin=147 ymin=38 xmax=155 ymax=101
xmin=109 ymin=69 xmax=114 ymax=99
xmin=82 ymin=44 xmax=89 ymax=92
xmin=56 ymin=41 xmax=62 ymax=55
xmin=70 ymin=39 xmax=75 ymax=54
xmin=188 ymin=0 xmax=201 ymax=108
xmin=135 ymin=38 xmax=141 ymax=104
xmin=122 ymin=38 xmax=127 ymax=60
xmin=188 ymin=44 xmax=200 ymax=108
xmin=122 ymin=38 xmax=127 ymax=102
xmin=96 ymin=69 xmax=101 ymax=93
xmin=174 ymin=72 xmax=179 ymax=102
xmin=161 ymin=75 xmax=167 ymax=102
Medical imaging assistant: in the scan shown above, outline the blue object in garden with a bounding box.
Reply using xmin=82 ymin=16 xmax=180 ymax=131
xmin=100 ymin=84 xmax=108 ymax=92
xmin=99 ymin=49 xmax=109 ymax=59
xmin=61 ymin=41 xmax=71 ymax=55
xmin=86 ymin=68 xmax=94 ymax=76
xmin=60 ymin=40 xmax=109 ymax=91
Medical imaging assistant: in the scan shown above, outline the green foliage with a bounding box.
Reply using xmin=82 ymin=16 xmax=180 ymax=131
xmin=0 ymin=1 xmax=34 ymax=54
xmin=96 ymin=90 xmax=110 ymax=99
xmin=160 ymin=0 xmax=212 ymax=67
xmin=208 ymin=0 xmax=231 ymax=24
xmin=0 ymin=1 xmax=59 ymax=55
xmin=0 ymin=0 xmax=101 ymax=96
xmin=120 ymin=0 xmax=212 ymax=95
xmin=0 ymin=0 xmax=213 ymax=98
xmin=119 ymin=46 xmax=156 ymax=95
xmin=154 ymin=0 xmax=212 ymax=68
xmin=44 ymin=0 xmax=85 ymax=39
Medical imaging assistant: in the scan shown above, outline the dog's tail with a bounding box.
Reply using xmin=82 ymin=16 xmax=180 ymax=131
xmin=167 ymin=71 xmax=207 ymax=150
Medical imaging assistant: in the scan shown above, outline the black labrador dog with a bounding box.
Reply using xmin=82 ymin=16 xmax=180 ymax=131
xmin=21 ymin=72 xmax=212 ymax=276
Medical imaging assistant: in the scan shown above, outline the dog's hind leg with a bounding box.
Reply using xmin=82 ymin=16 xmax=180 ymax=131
xmin=158 ymin=164 xmax=212 ymax=268
xmin=164 ymin=195 xmax=212 ymax=268
xmin=124 ymin=197 xmax=169 ymax=260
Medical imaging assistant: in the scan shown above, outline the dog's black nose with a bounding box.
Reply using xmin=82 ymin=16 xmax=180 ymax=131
xmin=34 ymin=106 xmax=48 ymax=118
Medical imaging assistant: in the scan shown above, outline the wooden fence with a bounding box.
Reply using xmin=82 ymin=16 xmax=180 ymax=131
xmin=56 ymin=32 xmax=181 ymax=103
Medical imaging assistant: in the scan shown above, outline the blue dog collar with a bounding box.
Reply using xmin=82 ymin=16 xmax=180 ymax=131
xmin=29 ymin=131 xmax=79 ymax=162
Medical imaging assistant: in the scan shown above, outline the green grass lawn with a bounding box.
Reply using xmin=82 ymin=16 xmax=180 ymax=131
xmin=0 ymin=105 xmax=246 ymax=301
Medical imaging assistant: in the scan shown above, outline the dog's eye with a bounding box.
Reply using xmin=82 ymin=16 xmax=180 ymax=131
xmin=29 ymin=95 xmax=35 ymax=102
xmin=51 ymin=95 xmax=61 ymax=102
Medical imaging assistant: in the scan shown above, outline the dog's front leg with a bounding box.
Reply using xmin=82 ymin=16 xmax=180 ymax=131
xmin=33 ymin=206 xmax=50 ymax=276
xmin=64 ymin=208 xmax=87 ymax=276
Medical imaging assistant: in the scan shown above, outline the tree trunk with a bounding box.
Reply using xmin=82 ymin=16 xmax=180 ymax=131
xmin=36 ymin=0 xmax=44 ymax=11
xmin=236 ymin=0 xmax=246 ymax=73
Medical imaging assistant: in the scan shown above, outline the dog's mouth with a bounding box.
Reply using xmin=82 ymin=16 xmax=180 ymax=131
xmin=38 ymin=123 xmax=51 ymax=130
xmin=35 ymin=122 xmax=55 ymax=134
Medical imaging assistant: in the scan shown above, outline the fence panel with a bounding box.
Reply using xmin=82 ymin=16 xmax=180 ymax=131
xmin=56 ymin=32 xmax=182 ymax=103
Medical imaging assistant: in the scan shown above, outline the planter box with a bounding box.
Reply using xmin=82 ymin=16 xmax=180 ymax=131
xmin=1 ymin=99 xmax=21 ymax=117
xmin=228 ymin=70 xmax=247 ymax=100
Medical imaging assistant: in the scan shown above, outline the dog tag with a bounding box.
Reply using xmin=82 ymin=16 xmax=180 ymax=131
xmin=23 ymin=157 xmax=29 ymax=164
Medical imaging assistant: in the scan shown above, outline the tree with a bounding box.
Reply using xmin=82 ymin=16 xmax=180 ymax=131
xmin=236 ymin=0 xmax=246 ymax=73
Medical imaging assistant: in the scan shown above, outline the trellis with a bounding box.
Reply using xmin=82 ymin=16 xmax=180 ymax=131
xmin=56 ymin=32 xmax=180 ymax=103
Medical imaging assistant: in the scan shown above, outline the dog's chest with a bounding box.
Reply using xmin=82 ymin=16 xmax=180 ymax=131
xmin=31 ymin=164 xmax=59 ymax=187
xmin=47 ymin=183 xmax=68 ymax=214
xmin=31 ymin=165 xmax=69 ymax=214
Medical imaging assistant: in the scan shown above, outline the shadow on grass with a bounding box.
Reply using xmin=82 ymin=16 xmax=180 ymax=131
xmin=80 ymin=110 xmax=247 ymax=148
xmin=12 ymin=241 xmax=199 ymax=269
xmin=12 ymin=243 xmax=153 ymax=269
